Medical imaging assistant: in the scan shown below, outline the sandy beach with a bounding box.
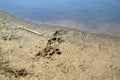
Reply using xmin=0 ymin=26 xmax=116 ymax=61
xmin=0 ymin=11 xmax=120 ymax=80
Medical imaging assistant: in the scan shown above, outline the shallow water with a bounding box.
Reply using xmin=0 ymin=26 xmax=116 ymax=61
xmin=0 ymin=0 xmax=120 ymax=36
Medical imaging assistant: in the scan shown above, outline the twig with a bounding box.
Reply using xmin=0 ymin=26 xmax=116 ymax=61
xmin=19 ymin=25 xmax=42 ymax=36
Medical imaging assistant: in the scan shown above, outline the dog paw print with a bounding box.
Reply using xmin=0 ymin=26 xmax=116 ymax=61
xmin=1 ymin=34 xmax=20 ymax=41
xmin=34 ymin=47 xmax=62 ymax=59
xmin=43 ymin=47 xmax=62 ymax=59
xmin=4 ymin=68 xmax=28 ymax=78
xmin=47 ymin=37 xmax=64 ymax=45
xmin=43 ymin=47 xmax=55 ymax=59
xmin=16 ymin=69 xmax=28 ymax=77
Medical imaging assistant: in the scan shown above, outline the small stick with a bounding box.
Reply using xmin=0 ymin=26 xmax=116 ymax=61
xmin=19 ymin=25 xmax=42 ymax=36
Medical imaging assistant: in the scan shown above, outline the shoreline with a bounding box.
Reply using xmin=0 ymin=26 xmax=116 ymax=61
xmin=0 ymin=11 xmax=120 ymax=80
xmin=1 ymin=10 xmax=120 ymax=38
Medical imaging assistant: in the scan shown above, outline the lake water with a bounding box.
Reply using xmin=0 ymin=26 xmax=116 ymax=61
xmin=0 ymin=0 xmax=120 ymax=36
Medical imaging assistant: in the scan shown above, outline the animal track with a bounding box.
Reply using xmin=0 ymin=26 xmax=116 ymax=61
xmin=16 ymin=69 xmax=28 ymax=77
xmin=1 ymin=34 xmax=20 ymax=41
xmin=1 ymin=67 xmax=28 ymax=78
xmin=34 ymin=29 xmax=65 ymax=59
xmin=43 ymin=47 xmax=55 ymax=58
xmin=47 ymin=37 xmax=63 ymax=45
xmin=34 ymin=47 xmax=62 ymax=59
xmin=53 ymin=29 xmax=67 ymax=36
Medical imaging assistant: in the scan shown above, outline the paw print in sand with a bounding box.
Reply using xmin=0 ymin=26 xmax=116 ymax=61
xmin=1 ymin=34 xmax=20 ymax=41
xmin=43 ymin=47 xmax=61 ymax=59
xmin=34 ymin=47 xmax=62 ymax=59
xmin=47 ymin=37 xmax=64 ymax=45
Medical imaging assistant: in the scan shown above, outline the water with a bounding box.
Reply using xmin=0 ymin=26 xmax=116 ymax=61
xmin=0 ymin=0 xmax=120 ymax=36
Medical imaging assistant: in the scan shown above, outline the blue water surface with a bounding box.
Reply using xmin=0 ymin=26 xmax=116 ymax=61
xmin=0 ymin=0 xmax=120 ymax=27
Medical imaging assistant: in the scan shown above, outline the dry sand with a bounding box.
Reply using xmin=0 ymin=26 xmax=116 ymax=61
xmin=0 ymin=11 xmax=120 ymax=80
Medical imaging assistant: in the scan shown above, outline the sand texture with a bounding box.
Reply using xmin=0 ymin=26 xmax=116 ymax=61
xmin=0 ymin=11 xmax=120 ymax=80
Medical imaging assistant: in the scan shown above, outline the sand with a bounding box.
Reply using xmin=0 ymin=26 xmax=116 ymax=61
xmin=0 ymin=11 xmax=120 ymax=80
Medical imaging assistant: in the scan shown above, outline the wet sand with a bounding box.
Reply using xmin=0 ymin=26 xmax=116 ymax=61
xmin=0 ymin=11 xmax=120 ymax=80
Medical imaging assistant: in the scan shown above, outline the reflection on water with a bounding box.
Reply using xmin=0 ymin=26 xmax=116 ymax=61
xmin=0 ymin=0 xmax=120 ymax=36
